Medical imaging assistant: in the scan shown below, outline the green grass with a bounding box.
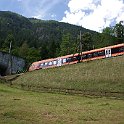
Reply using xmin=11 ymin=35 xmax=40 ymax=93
xmin=0 ymin=83 xmax=124 ymax=124
xmin=12 ymin=55 xmax=124 ymax=97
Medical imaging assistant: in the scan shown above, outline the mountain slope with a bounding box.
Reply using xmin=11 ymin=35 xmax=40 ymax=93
xmin=0 ymin=11 xmax=117 ymax=64
xmin=0 ymin=11 xmax=96 ymax=46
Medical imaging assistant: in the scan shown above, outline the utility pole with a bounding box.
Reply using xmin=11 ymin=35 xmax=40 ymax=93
xmin=9 ymin=41 xmax=12 ymax=74
xmin=9 ymin=41 xmax=12 ymax=54
xmin=79 ymin=30 xmax=82 ymax=61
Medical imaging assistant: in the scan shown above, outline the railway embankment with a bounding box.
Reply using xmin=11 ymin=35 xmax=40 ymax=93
xmin=3 ymin=55 xmax=124 ymax=98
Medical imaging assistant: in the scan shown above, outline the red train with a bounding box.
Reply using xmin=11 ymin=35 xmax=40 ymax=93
xmin=29 ymin=43 xmax=124 ymax=71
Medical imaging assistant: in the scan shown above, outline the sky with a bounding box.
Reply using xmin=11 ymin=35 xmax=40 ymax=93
xmin=0 ymin=0 xmax=124 ymax=32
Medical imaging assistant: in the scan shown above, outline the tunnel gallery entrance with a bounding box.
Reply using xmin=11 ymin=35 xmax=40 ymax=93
xmin=0 ymin=64 xmax=7 ymax=76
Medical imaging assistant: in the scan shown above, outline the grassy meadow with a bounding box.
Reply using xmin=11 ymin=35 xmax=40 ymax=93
xmin=12 ymin=55 xmax=124 ymax=98
xmin=0 ymin=83 xmax=124 ymax=124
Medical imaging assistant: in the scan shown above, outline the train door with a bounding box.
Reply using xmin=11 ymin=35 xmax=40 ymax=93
xmin=57 ymin=58 xmax=62 ymax=66
xmin=105 ymin=48 xmax=111 ymax=58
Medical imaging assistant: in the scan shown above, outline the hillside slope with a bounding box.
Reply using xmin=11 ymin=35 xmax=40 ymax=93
xmin=0 ymin=11 xmax=117 ymax=63
xmin=12 ymin=55 xmax=124 ymax=97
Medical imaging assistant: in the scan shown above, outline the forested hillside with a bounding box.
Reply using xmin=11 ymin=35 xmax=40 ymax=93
xmin=0 ymin=11 xmax=122 ymax=68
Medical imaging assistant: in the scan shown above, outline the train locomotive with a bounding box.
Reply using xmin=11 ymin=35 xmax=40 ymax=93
xmin=29 ymin=43 xmax=124 ymax=71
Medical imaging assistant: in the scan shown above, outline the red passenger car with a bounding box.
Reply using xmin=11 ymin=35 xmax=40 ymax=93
xmin=29 ymin=43 xmax=124 ymax=71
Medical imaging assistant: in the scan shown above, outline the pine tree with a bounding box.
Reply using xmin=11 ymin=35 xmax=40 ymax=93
xmin=2 ymin=34 xmax=15 ymax=51
xmin=114 ymin=21 xmax=124 ymax=43
xmin=82 ymin=32 xmax=93 ymax=51
xmin=19 ymin=41 xmax=29 ymax=58
xmin=60 ymin=33 xmax=71 ymax=55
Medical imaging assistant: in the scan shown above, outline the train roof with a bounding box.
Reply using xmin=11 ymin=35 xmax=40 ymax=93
xmin=81 ymin=43 xmax=124 ymax=54
xmin=31 ymin=54 xmax=75 ymax=65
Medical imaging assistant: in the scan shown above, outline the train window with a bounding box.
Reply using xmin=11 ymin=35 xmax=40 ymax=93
xmin=93 ymin=52 xmax=98 ymax=57
xmin=45 ymin=62 xmax=48 ymax=66
xmin=53 ymin=60 xmax=57 ymax=65
xmin=76 ymin=55 xmax=81 ymax=60
xmin=98 ymin=51 xmax=104 ymax=56
xmin=40 ymin=63 xmax=44 ymax=67
xmin=72 ymin=57 xmax=77 ymax=61
xmin=87 ymin=54 xmax=92 ymax=58
xmin=81 ymin=54 xmax=87 ymax=59
xmin=111 ymin=47 xmax=119 ymax=54
xmin=119 ymin=47 xmax=124 ymax=52
xmin=63 ymin=58 xmax=67 ymax=63
xmin=67 ymin=58 xmax=72 ymax=62
xmin=48 ymin=61 xmax=53 ymax=66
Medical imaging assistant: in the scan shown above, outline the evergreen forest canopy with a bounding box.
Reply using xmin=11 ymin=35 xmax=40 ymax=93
xmin=0 ymin=11 xmax=124 ymax=68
